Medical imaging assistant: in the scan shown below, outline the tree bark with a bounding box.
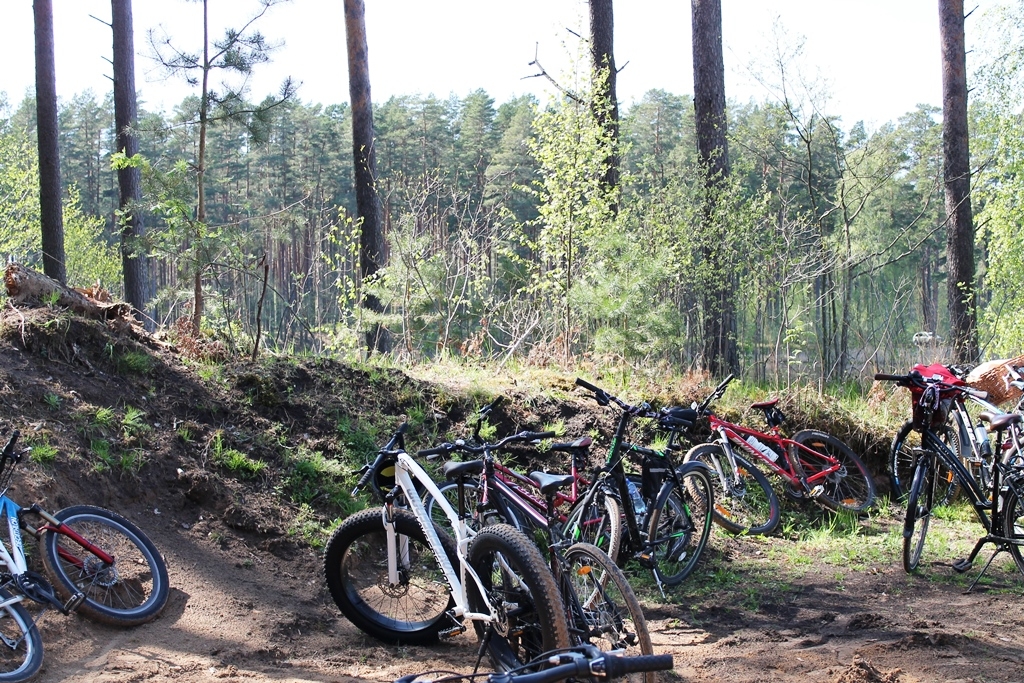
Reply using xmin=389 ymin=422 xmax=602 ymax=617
xmin=589 ymin=0 xmax=620 ymax=200
xmin=344 ymin=0 xmax=389 ymax=354
xmin=111 ymin=0 xmax=151 ymax=328
xmin=939 ymin=0 xmax=979 ymax=363
xmin=33 ymin=0 xmax=66 ymax=284
xmin=692 ymin=0 xmax=738 ymax=376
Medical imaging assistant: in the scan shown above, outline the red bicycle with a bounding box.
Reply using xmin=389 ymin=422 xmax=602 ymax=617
xmin=681 ymin=375 xmax=876 ymax=535
xmin=425 ymin=399 xmax=619 ymax=554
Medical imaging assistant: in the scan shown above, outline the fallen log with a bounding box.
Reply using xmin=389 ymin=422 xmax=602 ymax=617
xmin=3 ymin=262 xmax=134 ymax=320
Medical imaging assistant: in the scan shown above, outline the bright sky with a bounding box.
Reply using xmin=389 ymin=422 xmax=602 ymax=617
xmin=0 ymin=0 xmax=1001 ymax=130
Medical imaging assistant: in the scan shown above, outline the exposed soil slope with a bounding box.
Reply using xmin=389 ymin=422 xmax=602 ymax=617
xmin=0 ymin=307 xmax=1020 ymax=683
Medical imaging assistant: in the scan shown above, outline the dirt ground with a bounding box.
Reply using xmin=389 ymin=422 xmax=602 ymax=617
xmin=0 ymin=308 xmax=1022 ymax=683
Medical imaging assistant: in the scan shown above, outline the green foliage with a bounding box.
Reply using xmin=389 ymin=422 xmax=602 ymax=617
xmin=210 ymin=431 xmax=266 ymax=477
xmin=282 ymin=445 xmax=348 ymax=508
xmin=0 ymin=132 xmax=120 ymax=291
xmin=25 ymin=438 xmax=58 ymax=465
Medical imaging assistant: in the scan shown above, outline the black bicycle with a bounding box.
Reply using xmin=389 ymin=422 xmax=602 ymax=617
xmin=395 ymin=645 xmax=673 ymax=683
xmin=876 ymin=368 xmax=1024 ymax=586
xmin=562 ymin=379 xmax=714 ymax=592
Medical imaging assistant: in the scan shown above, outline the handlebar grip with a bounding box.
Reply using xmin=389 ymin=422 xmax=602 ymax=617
xmin=416 ymin=444 xmax=453 ymax=458
xmin=602 ymin=653 xmax=674 ymax=678
xmin=2 ymin=430 xmax=21 ymax=460
xmin=874 ymin=373 xmax=909 ymax=381
xmin=575 ymin=377 xmax=601 ymax=393
xmin=522 ymin=431 xmax=557 ymax=441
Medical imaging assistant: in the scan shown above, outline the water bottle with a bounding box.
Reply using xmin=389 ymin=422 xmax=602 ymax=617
xmin=625 ymin=478 xmax=646 ymax=516
xmin=746 ymin=435 xmax=778 ymax=462
xmin=975 ymin=424 xmax=991 ymax=461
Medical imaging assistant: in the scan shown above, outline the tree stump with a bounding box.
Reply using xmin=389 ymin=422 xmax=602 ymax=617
xmin=3 ymin=263 xmax=133 ymax=320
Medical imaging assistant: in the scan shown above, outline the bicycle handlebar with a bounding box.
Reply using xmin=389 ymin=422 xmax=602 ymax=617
xmin=575 ymin=378 xmax=658 ymax=418
xmin=394 ymin=649 xmax=673 ymax=683
xmin=417 ymin=431 xmax=557 ymax=458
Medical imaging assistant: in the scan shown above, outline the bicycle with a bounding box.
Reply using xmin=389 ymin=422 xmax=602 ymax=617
xmin=681 ymin=375 xmax=875 ymax=536
xmin=394 ymin=644 xmax=673 ymax=683
xmin=425 ymin=399 xmax=614 ymax=551
xmin=323 ymin=423 xmax=570 ymax=672
xmin=875 ymin=367 xmax=1024 ymax=586
xmin=419 ymin=430 xmax=654 ymax=683
xmin=562 ymin=379 xmax=714 ymax=592
xmin=0 ymin=428 xmax=170 ymax=682
xmin=888 ymin=363 xmax=1008 ymax=502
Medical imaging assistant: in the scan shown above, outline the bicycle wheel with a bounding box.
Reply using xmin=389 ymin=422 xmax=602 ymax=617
xmin=1002 ymin=481 xmax=1024 ymax=574
xmin=683 ymin=443 xmax=780 ymax=536
xmin=467 ymin=523 xmax=570 ymax=671
xmin=39 ymin=505 xmax=169 ymax=627
xmin=791 ymin=430 xmax=876 ymax=513
xmin=0 ymin=587 xmax=42 ymax=683
xmin=561 ymin=486 xmax=622 ymax=563
xmin=324 ymin=507 xmax=458 ymax=644
xmin=425 ymin=479 xmax=522 ymax=532
xmin=890 ymin=421 xmax=960 ymax=504
xmin=644 ymin=465 xmax=713 ymax=586
xmin=563 ymin=543 xmax=653 ymax=683
xmin=903 ymin=454 xmax=937 ymax=572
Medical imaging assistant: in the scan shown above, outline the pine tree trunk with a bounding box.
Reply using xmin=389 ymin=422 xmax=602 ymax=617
xmin=111 ymin=0 xmax=151 ymax=328
xmin=33 ymin=0 xmax=66 ymax=284
xmin=939 ymin=0 xmax=979 ymax=363
xmin=692 ymin=0 xmax=738 ymax=376
xmin=589 ymin=0 xmax=620 ymax=201
xmin=344 ymin=0 xmax=389 ymax=354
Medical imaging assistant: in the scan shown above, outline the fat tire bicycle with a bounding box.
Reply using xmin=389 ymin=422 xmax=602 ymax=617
xmin=0 ymin=429 xmax=169 ymax=682
xmin=324 ymin=424 xmax=570 ymax=672
xmin=681 ymin=375 xmax=875 ymax=536
xmin=563 ymin=379 xmax=714 ymax=592
xmin=419 ymin=430 xmax=655 ymax=683
xmin=876 ymin=368 xmax=1024 ymax=585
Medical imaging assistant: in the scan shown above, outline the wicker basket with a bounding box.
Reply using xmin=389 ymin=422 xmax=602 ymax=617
xmin=965 ymin=354 xmax=1024 ymax=405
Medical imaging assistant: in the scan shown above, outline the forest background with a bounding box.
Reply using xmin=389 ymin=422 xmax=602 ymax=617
xmin=5 ymin=0 xmax=1024 ymax=387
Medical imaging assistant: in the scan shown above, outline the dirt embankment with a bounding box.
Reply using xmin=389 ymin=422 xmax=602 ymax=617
xmin=0 ymin=308 xmax=1020 ymax=683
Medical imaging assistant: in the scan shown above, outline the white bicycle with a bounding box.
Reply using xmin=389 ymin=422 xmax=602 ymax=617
xmin=324 ymin=424 xmax=570 ymax=671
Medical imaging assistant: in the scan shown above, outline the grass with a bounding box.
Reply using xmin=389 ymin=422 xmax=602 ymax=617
xmin=209 ymin=431 xmax=266 ymax=478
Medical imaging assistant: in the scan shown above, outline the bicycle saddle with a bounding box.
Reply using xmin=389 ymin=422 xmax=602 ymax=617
xmin=978 ymin=412 xmax=1022 ymax=430
xmin=529 ymin=471 xmax=576 ymax=495
xmin=442 ymin=459 xmax=484 ymax=479
xmin=750 ymin=398 xmax=779 ymax=409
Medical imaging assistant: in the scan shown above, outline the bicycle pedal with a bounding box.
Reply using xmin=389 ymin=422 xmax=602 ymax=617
xmin=808 ymin=485 xmax=826 ymax=500
xmin=952 ymin=558 xmax=973 ymax=573
xmin=438 ymin=624 xmax=466 ymax=639
xmin=64 ymin=592 xmax=86 ymax=613
xmin=635 ymin=551 xmax=655 ymax=570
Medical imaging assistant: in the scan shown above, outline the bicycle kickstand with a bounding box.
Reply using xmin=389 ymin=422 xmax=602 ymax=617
xmin=954 ymin=536 xmax=1007 ymax=592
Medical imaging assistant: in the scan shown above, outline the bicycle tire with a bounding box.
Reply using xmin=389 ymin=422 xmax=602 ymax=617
xmin=561 ymin=487 xmax=622 ymax=563
xmin=791 ymin=430 xmax=876 ymax=513
xmin=324 ymin=507 xmax=458 ymax=644
xmin=0 ymin=587 xmax=43 ymax=683
xmin=683 ymin=443 xmax=780 ymax=535
xmin=903 ymin=454 xmax=936 ymax=572
xmin=563 ymin=542 xmax=654 ymax=683
xmin=39 ymin=505 xmax=169 ymax=626
xmin=1002 ymin=481 xmax=1024 ymax=574
xmin=644 ymin=465 xmax=713 ymax=585
xmin=889 ymin=421 xmax=960 ymax=505
xmin=466 ymin=523 xmax=570 ymax=671
xmin=425 ymin=479 xmax=522 ymax=532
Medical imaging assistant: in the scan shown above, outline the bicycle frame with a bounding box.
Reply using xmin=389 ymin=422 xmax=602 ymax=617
xmin=707 ymin=415 xmax=840 ymax=494
xmin=387 ymin=450 xmax=496 ymax=628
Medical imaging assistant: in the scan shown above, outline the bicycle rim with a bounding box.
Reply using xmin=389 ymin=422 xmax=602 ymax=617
xmin=903 ymin=457 xmax=935 ymax=572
